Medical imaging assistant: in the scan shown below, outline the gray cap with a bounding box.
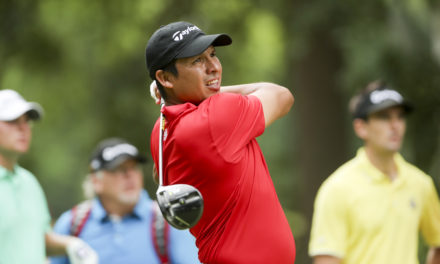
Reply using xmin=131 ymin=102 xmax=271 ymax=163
xmin=89 ymin=138 xmax=147 ymax=172
xmin=0 ymin=89 xmax=43 ymax=121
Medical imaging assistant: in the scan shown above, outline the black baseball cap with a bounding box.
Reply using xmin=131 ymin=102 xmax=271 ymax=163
xmin=353 ymin=86 xmax=413 ymax=119
xmin=146 ymin=21 xmax=232 ymax=79
xmin=89 ymin=138 xmax=147 ymax=172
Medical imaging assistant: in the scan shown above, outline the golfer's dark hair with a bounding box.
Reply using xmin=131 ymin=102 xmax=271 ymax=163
xmin=155 ymin=59 xmax=178 ymax=102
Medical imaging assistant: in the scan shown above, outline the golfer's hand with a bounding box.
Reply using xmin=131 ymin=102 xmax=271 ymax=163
xmin=150 ymin=80 xmax=161 ymax=105
xmin=66 ymin=237 xmax=98 ymax=264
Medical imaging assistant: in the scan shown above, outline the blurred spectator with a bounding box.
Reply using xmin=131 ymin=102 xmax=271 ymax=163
xmin=0 ymin=89 xmax=98 ymax=264
xmin=309 ymin=81 xmax=440 ymax=264
xmin=49 ymin=138 xmax=200 ymax=264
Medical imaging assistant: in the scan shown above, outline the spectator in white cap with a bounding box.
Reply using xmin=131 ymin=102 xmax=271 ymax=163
xmin=0 ymin=89 xmax=98 ymax=264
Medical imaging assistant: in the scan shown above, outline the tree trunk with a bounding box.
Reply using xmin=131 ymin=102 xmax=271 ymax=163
xmin=291 ymin=26 xmax=349 ymax=263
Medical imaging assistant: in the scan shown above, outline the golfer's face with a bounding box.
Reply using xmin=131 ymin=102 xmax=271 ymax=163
xmin=172 ymin=46 xmax=222 ymax=104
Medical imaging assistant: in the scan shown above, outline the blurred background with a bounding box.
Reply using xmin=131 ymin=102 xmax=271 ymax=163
xmin=1 ymin=0 xmax=439 ymax=263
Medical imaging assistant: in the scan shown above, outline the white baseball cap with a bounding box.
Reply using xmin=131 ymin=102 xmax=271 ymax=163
xmin=0 ymin=89 xmax=43 ymax=121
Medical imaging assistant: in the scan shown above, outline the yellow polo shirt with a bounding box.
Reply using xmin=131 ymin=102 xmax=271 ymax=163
xmin=309 ymin=148 xmax=440 ymax=264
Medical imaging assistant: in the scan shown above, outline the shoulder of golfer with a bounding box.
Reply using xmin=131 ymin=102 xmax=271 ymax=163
xmin=220 ymin=82 xmax=294 ymax=127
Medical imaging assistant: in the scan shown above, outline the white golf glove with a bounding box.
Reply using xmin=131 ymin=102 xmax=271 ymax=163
xmin=66 ymin=237 xmax=99 ymax=264
xmin=149 ymin=80 xmax=161 ymax=105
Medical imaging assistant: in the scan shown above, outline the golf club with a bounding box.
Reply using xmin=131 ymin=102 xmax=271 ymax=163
xmin=156 ymin=100 xmax=204 ymax=230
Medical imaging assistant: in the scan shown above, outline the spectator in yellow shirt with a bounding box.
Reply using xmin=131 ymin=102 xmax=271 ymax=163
xmin=309 ymin=80 xmax=440 ymax=264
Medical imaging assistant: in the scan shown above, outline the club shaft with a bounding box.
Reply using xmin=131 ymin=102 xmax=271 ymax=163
xmin=158 ymin=103 xmax=164 ymax=187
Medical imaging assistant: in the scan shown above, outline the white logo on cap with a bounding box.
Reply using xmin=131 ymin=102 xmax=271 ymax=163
xmin=172 ymin=26 xmax=200 ymax=42
xmin=173 ymin=32 xmax=183 ymax=41
xmin=102 ymin=144 xmax=138 ymax=161
xmin=370 ymin=89 xmax=403 ymax=104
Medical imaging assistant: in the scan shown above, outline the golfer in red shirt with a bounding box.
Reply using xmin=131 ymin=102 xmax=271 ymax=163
xmin=146 ymin=21 xmax=295 ymax=264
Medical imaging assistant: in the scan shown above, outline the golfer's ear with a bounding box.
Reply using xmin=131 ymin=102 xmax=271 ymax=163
xmin=156 ymin=70 xmax=174 ymax=89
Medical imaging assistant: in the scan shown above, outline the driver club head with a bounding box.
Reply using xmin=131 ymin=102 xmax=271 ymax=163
xmin=156 ymin=184 xmax=204 ymax=230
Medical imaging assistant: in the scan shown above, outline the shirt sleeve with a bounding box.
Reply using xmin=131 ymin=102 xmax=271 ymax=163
xmin=29 ymin=171 xmax=52 ymax=234
xmin=48 ymin=211 xmax=73 ymax=264
xmin=420 ymin=177 xmax=440 ymax=247
xmin=208 ymin=93 xmax=265 ymax=163
xmin=39 ymin=184 xmax=52 ymax=234
xmin=150 ymin=118 xmax=160 ymax=179
xmin=168 ymin=228 xmax=201 ymax=264
xmin=309 ymin=179 xmax=348 ymax=258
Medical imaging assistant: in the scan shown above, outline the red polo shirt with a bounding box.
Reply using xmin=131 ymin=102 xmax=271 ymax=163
xmin=151 ymin=93 xmax=295 ymax=263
